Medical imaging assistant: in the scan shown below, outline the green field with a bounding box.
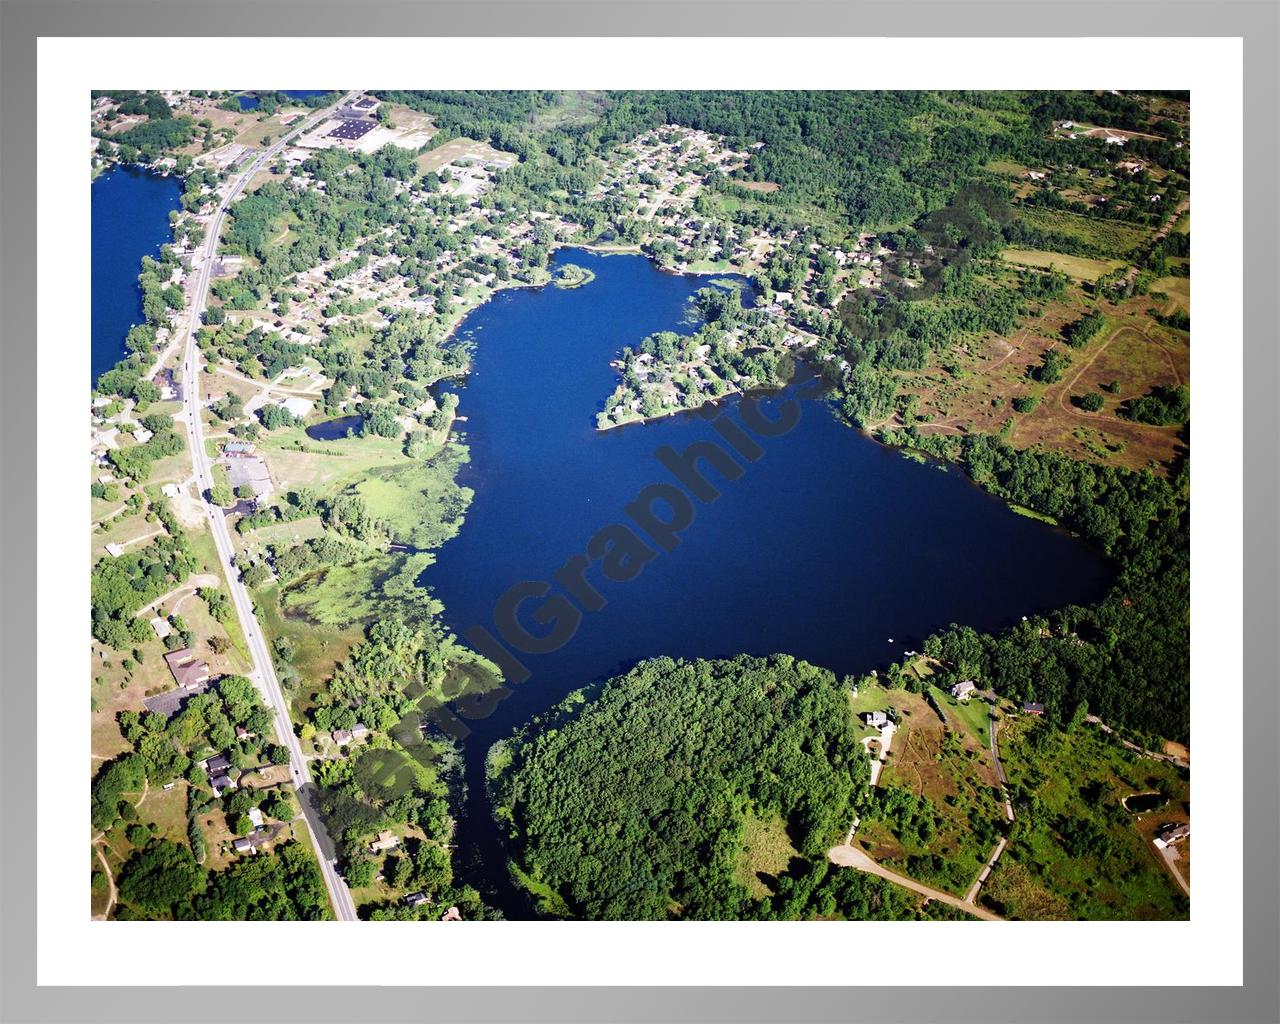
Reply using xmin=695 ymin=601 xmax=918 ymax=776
xmin=1016 ymin=207 xmax=1152 ymax=258
xmin=1001 ymin=248 xmax=1127 ymax=281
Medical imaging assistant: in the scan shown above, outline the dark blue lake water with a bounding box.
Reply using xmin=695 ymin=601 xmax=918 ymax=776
xmin=91 ymin=166 xmax=183 ymax=383
xmin=238 ymin=90 xmax=333 ymax=110
xmin=425 ymin=248 xmax=1115 ymax=916
xmin=305 ymin=414 xmax=366 ymax=441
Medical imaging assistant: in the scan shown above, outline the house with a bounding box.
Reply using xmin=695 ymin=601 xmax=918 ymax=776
xmin=248 ymin=807 xmax=264 ymax=829
xmin=232 ymin=824 xmax=280 ymax=855
xmin=149 ymin=617 xmax=172 ymax=640
xmin=104 ymin=542 xmax=125 ymax=558
xmin=210 ymin=774 xmax=235 ymax=797
xmin=132 ymin=427 xmax=153 ymax=444
xmin=223 ymin=441 xmax=255 ymax=456
xmin=950 ymin=680 xmax=977 ymax=700
xmin=161 ymin=483 xmax=182 ymax=499
xmin=331 ymin=729 xmax=353 ymax=745
xmin=369 ymin=830 xmax=399 ymax=854
xmin=1022 ymin=702 xmax=1046 ymax=716
xmin=235 ymin=725 xmax=255 ymax=740
xmin=1154 ymin=822 xmax=1190 ymax=848
xmin=202 ymin=753 xmax=232 ymax=776
xmin=403 ymin=891 xmax=430 ymax=908
xmin=351 ymin=723 xmax=369 ymax=740
xmin=164 ymin=648 xmax=210 ymax=692
xmin=862 ymin=710 xmax=889 ymax=728
xmin=440 ymin=906 xmax=462 ymax=922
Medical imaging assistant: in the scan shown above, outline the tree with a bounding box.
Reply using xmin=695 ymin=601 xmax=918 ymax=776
xmin=117 ymin=840 xmax=203 ymax=916
xmin=208 ymin=482 xmax=234 ymax=507
xmin=1078 ymin=392 xmax=1105 ymax=412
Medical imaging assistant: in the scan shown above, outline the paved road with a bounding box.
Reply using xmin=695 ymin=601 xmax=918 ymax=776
xmin=177 ymin=92 xmax=360 ymax=922
xmin=828 ymin=843 xmax=1003 ymax=921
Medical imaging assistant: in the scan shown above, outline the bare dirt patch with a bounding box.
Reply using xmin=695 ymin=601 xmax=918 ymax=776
xmin=416 ymin=137 xmax=517 ymax=173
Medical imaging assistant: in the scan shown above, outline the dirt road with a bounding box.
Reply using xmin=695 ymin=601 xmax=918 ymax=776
xmin=828 ymin=843 xmax=1003 ymax=921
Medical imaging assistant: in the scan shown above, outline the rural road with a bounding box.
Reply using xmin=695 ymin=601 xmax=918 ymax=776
xmin=964 ymin=837 xmax=1008 ymax=904
xmin=1085 ymin=715 xmax=1189 ymax=769
xmin=177 ymin=91 xmax=360 ymax=922
xmin=828 ymin=843 xmax=1003 ymax=921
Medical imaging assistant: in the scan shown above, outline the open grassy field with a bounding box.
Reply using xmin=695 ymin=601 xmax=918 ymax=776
xmin=1150 ymin=272 xmax=1190 ymax=316
xmin=735 ymin=812 xmax=801 ymax=899
xmin=254 ymin=583 xmax=367 ymax=724
xmin=256 ymin=426 xmax=410 ymax=494
xmin=1015 ymin=206 xmax=1153 ymax=258
xmin=350 ymin=445 xmax=473 ymax=550
xmin=901 ymin=273 xmax=1189 ymax=473
xmin=993 ymin=715 xmax=1189 ymax=920
xmin=1000 ymin=248 xmax=1127 ymax=281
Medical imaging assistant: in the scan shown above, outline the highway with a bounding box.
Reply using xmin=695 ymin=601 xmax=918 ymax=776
xmin=176 ymin=92 xmax=359 ymax=921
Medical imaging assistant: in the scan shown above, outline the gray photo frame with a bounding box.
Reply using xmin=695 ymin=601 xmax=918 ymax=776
xmin=2 ymin=2 xmax=1276 ymax=1021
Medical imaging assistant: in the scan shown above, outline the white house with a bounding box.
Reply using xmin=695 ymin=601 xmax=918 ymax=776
xmin=950 ymin=680 xmax=977 ymax=700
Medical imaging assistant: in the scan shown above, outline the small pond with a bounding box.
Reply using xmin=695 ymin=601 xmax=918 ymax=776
xmin=305 ymin=414 xmax=364 ymax=441
xmin=1123 ymin=792 xmax=1169 ymax=813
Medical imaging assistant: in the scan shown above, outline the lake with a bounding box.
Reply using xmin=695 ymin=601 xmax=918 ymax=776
xmin=423 ymin=248 xmax=1116 ymax=917
xmin=91 ymin=166 xmax=183 ymax=382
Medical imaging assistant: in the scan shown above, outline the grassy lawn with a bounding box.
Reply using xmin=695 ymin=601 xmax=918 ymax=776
xmin=993 ymin=716 xmax=1189 ymax=920
xmin=933 ymin=686 xmax=994 ymax=749
xmin=257 ymin=426 xmax=411 ymax=495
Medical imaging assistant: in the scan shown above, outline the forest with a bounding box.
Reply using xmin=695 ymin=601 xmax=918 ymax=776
xmin=487 ymin=654 xmax=937 ymax=920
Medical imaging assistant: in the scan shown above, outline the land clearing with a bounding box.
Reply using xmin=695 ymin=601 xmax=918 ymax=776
xmin=1000 ymin=248 xmax=1127 ymax=281
xmin=1009 ymin=320 xmax=1188 ymax=471
xmin=735 ymin=813 xmax=801 ymax=899
xmin=416 ymin=136 xmax=517 ymax=173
